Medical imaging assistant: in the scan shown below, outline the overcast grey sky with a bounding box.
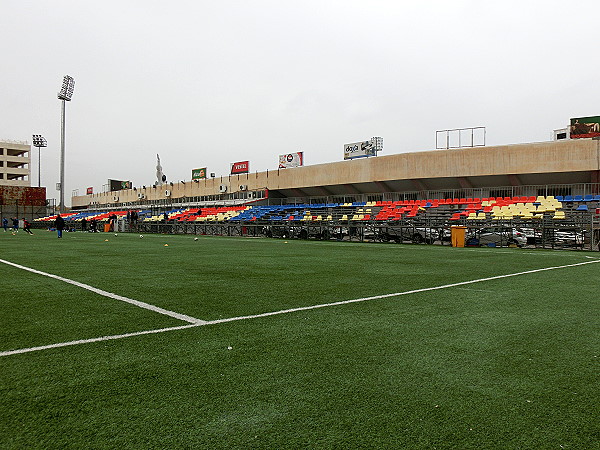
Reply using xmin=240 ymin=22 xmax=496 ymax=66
xmin=2 ymin=1 xmax=599 ymax=203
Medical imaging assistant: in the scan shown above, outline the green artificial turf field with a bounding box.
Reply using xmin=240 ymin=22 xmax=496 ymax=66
xmin=1 ymin=230 xmax=598 ymax=448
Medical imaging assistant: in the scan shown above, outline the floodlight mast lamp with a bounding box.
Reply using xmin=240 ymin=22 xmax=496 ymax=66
xmin=31 ymin=134 xmax=47 ymax=187
xmin=57 ymin=75 xmax=74 ymax=212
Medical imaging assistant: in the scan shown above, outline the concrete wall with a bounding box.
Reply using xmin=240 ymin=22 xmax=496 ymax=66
xmin=0 ymin=185 xmax=49 ymax=221
xmin=72 ymin=139 xmax=600 ymax=208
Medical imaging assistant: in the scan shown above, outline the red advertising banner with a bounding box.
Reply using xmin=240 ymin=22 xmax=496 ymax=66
xmin=86 ymin=187 xmax=94 ymax=195
xmin=230 ymin=160 xmax=250 ymax=174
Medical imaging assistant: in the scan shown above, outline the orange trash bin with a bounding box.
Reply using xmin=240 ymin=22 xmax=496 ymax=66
xmin=451 ymin=226 xmax=467 ymax=247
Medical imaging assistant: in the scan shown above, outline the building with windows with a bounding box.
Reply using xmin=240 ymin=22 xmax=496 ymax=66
xmin=0 ymin=140 xmax=31 ymax=186
xmin=0 ymin=139 xmax=48 ymax=221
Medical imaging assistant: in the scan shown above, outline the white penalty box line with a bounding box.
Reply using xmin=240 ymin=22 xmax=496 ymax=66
xmin=1 ymin=258 xmax=599 ymax=357
xmin=0 ymin=258 xmax=205 ymax=325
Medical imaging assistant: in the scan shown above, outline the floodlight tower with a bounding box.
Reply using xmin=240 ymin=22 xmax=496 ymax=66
xmin=31 ymin=134 xmax=47 ymax=187
xmin=57 ymin=75 xmax=75 ymax=212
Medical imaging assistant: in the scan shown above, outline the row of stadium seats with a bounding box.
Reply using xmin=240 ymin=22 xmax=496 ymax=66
xmin=35 ymin=195 xmax=599 ymax=225
xmin=556 ymin=194 xmax=600 ymax=202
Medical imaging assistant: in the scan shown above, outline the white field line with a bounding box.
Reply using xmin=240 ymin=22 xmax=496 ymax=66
xmin=203 ymin=259 xmax=600 ymax=325
xmin=0 ymin=324 xmax=199 ymax=357
xmin=0 ymin=258 xmax=205 ymax=325
xmin=1 ymin=259 xmax=598 ymax=358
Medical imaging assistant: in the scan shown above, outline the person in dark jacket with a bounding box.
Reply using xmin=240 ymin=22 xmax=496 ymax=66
xmin=55 ymin=214 xmax=65 ymax=238
xmin=22 ymin=218 xmax=33 ymax=235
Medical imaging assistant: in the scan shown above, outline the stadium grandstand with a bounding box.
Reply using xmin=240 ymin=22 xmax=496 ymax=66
xmin=39 ymin=138 xmax=600 ymax=250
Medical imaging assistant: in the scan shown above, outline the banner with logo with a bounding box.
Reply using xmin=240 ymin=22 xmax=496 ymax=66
xmin=230 ymin=160 xmax=249 ymax=174
xmin=109 ymin=179 xmax=132 ymax=191
xmin=279 ymin=152 xmax=304 ymax=168
xmin=192 ymin=167 xmax=207 ymax=180
xmin=86 ymin=187 xmax=93 ymax=195
xmin=344 ymin=141 xmax=376 ymax=160
xmin=570 ymin=116 xmax=600 ymax=139
xmin=343 ymin=137 xmax=383 ymax=160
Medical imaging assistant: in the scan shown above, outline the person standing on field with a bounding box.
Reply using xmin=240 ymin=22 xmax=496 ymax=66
xmin=12 ymin=217 xmax=19 ymax=232
xmin=2 ymin=217 xmax=7 ymax=232
xmin=22 ymin=218 xmax=33 ymax=235
xmin=54 ymin=214 xmax=65 ymax=238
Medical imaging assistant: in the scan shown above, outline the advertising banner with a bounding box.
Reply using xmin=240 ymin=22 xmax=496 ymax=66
xmin=279 ymin=152 xmax=304 ymax=168
xmin=192 ymin=167 xmax=207 ymax=180
xmin=570 ymin=116 xmax=600 ymax=139
xmin=108 ymin=179 xmax=132 ymax=191
xmin=86 ymin=187 xmax=93 ymax=195
xmin=344 ymin=141 xmax=376 ymax=160
xmin=230 ymin=160 xmax=249 ymax=174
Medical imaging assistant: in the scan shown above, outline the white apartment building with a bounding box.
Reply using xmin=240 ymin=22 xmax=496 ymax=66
xmin=0 ymin=140 xmax=30 ymax=186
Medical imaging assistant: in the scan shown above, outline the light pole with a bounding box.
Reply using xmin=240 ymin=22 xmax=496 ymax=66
xmin=57 ymin=75 xmax=75 ymax=212
xmin=31 ymin=134 xmax=47 ymax=187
